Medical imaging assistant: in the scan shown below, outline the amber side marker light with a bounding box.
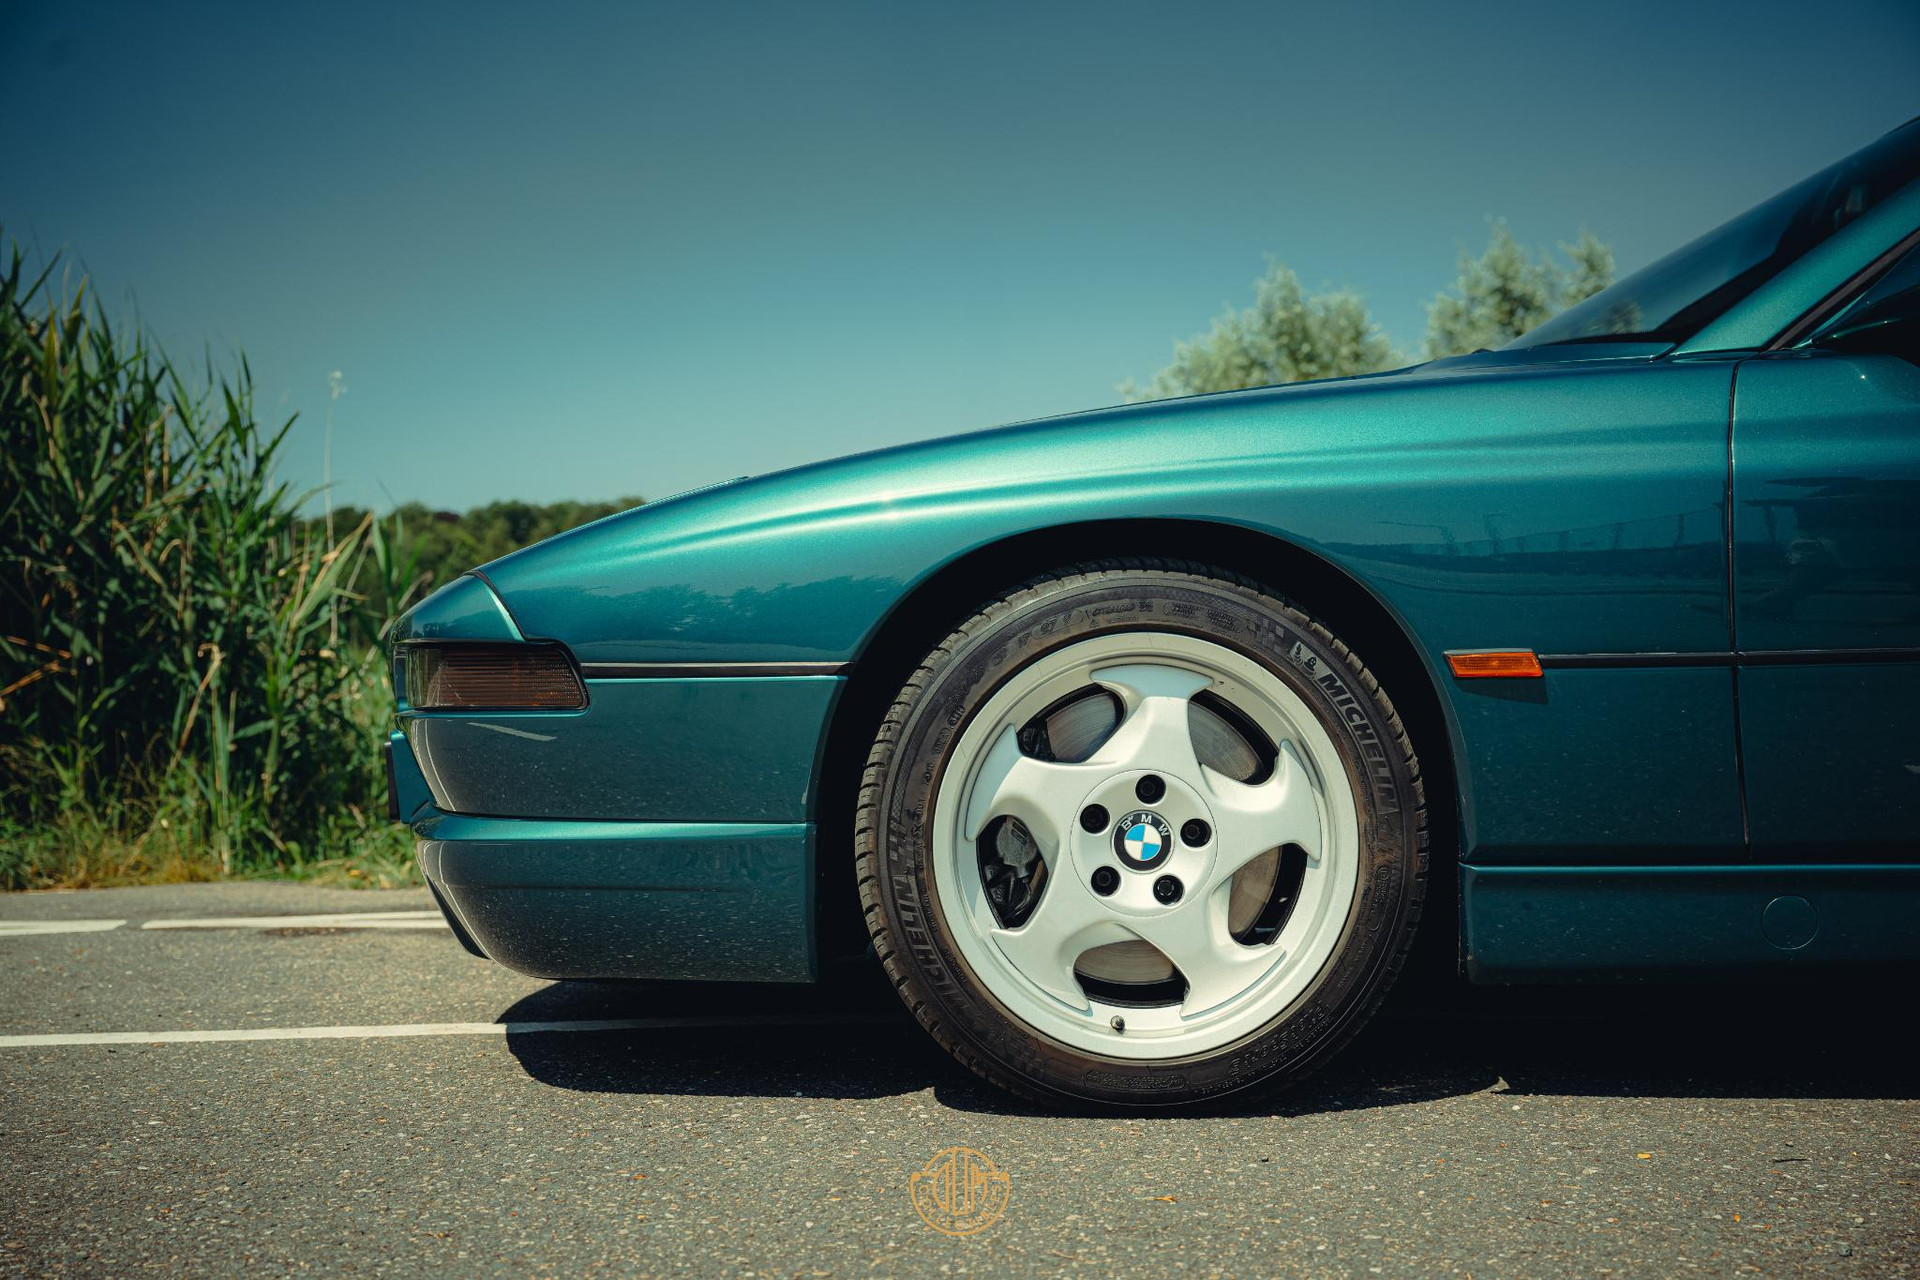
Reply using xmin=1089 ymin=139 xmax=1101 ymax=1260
xmin=403 ymin=644 xmax=587 ymax=710
xmin=1445 ymin=650 xmax=1544 ymax=679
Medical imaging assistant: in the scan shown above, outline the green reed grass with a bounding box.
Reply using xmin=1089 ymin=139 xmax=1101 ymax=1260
xmin=0 ymin=237 xmax=423 ymax=888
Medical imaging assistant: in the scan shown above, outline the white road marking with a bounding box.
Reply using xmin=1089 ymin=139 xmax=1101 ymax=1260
xmin=0 ymin=1013 xmax=880 ymax=1049
xmin=0 ymin=919 xmax=126 ymax=937
xmin=141 ymin=911 xmax=449 ymax=931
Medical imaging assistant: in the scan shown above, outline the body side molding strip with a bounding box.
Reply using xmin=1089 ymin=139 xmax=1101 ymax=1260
xmin=580 ymin=661 xmax=851 ymax=679
xmin=583 ymin=650 xmax=1920 ymax=678
xmin=1537 ymin=647 xmax=1920 ymax=669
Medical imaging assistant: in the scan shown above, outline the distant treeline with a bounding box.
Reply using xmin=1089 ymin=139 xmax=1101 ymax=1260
xmin=314 ymin=498 xmax=645 ymax=606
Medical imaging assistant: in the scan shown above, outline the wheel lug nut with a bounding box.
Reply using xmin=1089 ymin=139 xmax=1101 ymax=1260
xmin=1091 ymin=866 xmax=1119 ymax=896
xmin=1181 ymin=819 xmax=1211 ymax=846
xmin=1152 ymin=874 xmax=1183 ymax=904
xmin=1135 ymin=774 xmax=1165 ymax=804
xmin=1079 ymin=804 xmax=1110 ymax=834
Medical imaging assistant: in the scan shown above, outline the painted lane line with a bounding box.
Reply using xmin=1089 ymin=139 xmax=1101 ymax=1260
xmin=0 ymin=1013 xmax=884 ymax=1049
xmin=142 ymin=911 xmax=449 ymax=931
xmin=0 ymin=919 xmax=126 ymax=937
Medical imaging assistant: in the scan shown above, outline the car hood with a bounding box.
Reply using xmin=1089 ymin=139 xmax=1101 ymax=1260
xmin=469 ymin=340 xmax=1681 ymax=661
xmin=487 ymin=343 xmax=1664 ymax=574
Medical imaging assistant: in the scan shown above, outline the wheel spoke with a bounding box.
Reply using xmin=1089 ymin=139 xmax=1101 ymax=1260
xmin=961 ymin=726 xmax=1104 ymax=853
xmin=1130 ymin=889 xmax=1280 ymax=1016
xmin=988 ymin=870 xmax=1133 ymax=1011
xmin=1201 ymin=739 xmax=1323 ymax=888
xmin=1088 ymin=664 xmax=1213 ymax=777
xmin=927 ymin=624 xmax=1368 ymax=1065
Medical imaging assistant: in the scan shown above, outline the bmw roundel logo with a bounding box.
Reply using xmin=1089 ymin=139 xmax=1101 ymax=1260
xmin=1113 ymin=810 xmax=1174 ymax=870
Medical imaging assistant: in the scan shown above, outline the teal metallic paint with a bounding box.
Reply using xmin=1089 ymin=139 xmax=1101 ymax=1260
xmin=1732 ymin=351 xmax=1920 ymax=653
xmin=1461 ymin=864 xmax=1920 ymax=982
xmin=389 ymin=129 xmax=1920 ymax=989
xmin=1731 ymin=348 xmax=1920 ymax=863
xmin=477 ymin=355 xmax=1741 ymax=873
xmin=1739 ymin=665 xmax=1920 ymax=861
xmin=389 ymin=579 xmax=838 ymax=981
xmin=390 ymin=572 xmax=522 ymax=649
xmin=386 ymin=730 xmax=434 ymax=823
xmin=416 ymin=813 xmax=815 ymax=982
xmin=1451 ymin=668 xmax=1743 ymax=865
xmin=405 ymin=676 xmax=840 ymax=822
xmin=482 ymin=356 xmax=1737 ymax=670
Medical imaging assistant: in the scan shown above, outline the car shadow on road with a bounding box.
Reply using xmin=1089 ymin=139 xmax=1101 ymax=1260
xmin=501 ymin=966 xmax=1917 ymax=1117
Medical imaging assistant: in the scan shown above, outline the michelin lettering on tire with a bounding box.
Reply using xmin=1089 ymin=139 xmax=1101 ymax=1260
xmin=856 ymin=560 xmax=1427 ymax=1109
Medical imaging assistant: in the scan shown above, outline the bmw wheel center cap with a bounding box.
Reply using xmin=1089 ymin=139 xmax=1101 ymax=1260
xmin=1114 ymin=810 xmax=1174 ymax=871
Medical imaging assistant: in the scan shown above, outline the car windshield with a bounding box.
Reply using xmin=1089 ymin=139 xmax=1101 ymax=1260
xmin=1510 ymin=119 xmax=1920 ymax=349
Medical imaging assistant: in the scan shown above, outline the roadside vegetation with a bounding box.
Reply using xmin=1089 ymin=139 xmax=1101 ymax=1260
xmin=2 ymin=222 xmax=1607 ymax=890
xmin=0 ymin=237 xmax=634 ymax=889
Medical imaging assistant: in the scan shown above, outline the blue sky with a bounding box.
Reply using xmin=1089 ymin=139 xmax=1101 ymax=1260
xmin=4 ymin=1 xmax=1918 ymax=513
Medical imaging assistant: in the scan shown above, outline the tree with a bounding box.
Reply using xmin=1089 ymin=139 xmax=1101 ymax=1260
xmin=1423 ymin=226 xmax=1612 ymax=358
xmin=1123 ymin=263 xmax=1397 ymax=401
xmin=1128 ymin=225 xmax=1615 ymax=400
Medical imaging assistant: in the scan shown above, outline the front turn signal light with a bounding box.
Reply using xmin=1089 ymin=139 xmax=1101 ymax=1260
xmin=1445 ymin=650 xmax=1544 ymax=679
xmin=403 ymin=644 xmax=587 ymax=710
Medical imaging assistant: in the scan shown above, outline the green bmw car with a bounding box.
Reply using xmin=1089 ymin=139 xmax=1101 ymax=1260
xmin=388 ymin=118 xmax=1920 ymax=1109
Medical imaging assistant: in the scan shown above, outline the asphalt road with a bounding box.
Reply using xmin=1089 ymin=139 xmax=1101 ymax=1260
xmin=1 ymin=884 xmax=1914 ymax=1278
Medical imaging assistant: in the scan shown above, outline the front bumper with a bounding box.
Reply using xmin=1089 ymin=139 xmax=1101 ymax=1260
xmin=385 ymin=674 xmax=831 ymax=984
xmin=414 ymin=810 xmax=815 ymax=982
xmin=385 ymin=569 xmax=838 ymax=983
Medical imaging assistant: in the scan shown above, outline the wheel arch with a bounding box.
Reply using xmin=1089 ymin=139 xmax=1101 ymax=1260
xmin=811 ymin=517 xmax=1462 ymax=973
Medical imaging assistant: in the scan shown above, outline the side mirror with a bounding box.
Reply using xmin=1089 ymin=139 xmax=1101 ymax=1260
xmin=1813 ymin=286 xmax=1920 ymax=363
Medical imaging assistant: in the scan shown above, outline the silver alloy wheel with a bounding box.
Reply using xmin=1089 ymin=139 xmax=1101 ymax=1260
xmin=929 ymin=631 xmax=1361 ymax=1060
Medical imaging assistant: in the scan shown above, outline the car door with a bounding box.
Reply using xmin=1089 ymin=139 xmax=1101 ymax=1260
xmin=1732 ymin=238 xmax=1920 ymax=861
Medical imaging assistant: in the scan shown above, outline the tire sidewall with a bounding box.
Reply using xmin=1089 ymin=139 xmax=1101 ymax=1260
xmin=869 ymin=567 xmax=1423 ymax=1108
